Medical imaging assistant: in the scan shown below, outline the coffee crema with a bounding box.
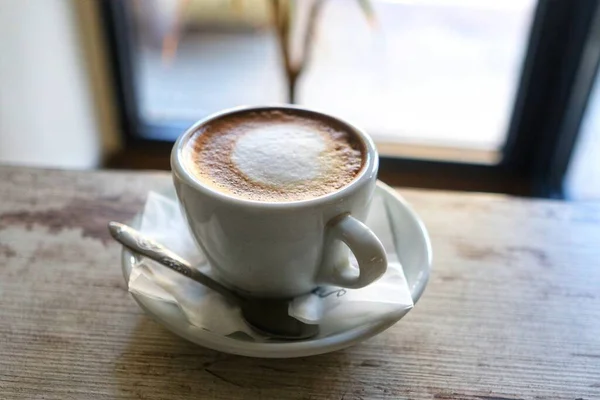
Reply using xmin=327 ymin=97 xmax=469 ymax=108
xmin=184 ymin=110 xmax=365 ymax=202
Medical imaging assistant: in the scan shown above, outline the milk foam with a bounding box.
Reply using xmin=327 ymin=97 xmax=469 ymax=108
xmin=231 ymin=125 xmax=326 ymax=187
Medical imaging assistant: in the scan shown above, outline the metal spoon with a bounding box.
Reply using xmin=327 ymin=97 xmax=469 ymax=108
xmin=108 ymin=221 xmax=319 ymax=340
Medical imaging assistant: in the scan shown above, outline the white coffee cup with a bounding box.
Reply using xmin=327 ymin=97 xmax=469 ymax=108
xmin=171 ymin=105 xmax=387 ymax=298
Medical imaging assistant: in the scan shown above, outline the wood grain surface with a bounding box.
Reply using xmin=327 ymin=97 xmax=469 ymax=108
xmin=0 ymin=166 xmax=599 ymax=400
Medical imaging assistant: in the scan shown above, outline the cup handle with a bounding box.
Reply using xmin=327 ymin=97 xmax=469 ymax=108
xmin=319 ymin=213 xmax=387 ymax=289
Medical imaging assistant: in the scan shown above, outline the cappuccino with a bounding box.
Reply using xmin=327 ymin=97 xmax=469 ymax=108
xmin=184 ymin=110 xmax=365 ymax=202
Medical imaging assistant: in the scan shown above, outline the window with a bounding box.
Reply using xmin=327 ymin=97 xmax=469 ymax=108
xmin=102 ymin=0 xmax=600 ymax=197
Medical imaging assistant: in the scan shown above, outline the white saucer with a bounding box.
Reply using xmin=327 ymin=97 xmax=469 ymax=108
xmin=121 ymin=181 xmax=431 ymax=358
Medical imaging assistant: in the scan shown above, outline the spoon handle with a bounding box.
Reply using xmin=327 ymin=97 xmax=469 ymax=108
xmin=108 ymin=221 xmax=241 ymax=303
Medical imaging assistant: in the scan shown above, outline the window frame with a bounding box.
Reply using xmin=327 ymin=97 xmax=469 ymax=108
xmin=100 ymin=0 xmax=600 ymax=198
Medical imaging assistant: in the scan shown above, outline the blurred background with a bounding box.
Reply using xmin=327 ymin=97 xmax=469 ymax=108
xmin=0 ymin=0 xmax=599 ymax=199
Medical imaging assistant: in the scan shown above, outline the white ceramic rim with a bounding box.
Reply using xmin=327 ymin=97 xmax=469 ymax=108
xmin=170 ymin=104 xmax=379 ymax=210
xmin=121 ymin=181 xmax=432 ymax=358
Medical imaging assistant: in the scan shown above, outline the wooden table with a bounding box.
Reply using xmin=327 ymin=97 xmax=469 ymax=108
xmin=1 ymin=166 xmax=599 ymax=400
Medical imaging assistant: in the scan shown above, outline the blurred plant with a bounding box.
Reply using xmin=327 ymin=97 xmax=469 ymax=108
xmin=162 ymin=0 xmax=191 ymax=64
xmin=131 ymin=0 xmax=191 ymax=64
xmin=269 ymin=0 xmax=375 ymax=103
xmin=150 ymin=0 xmax=375 ymax=103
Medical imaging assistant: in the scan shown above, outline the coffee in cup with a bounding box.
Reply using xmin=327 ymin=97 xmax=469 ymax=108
xmin=172 ymin=106 xmax=387 ymax=298
xmin=183 ymin=110 xmax=365 ymax=202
